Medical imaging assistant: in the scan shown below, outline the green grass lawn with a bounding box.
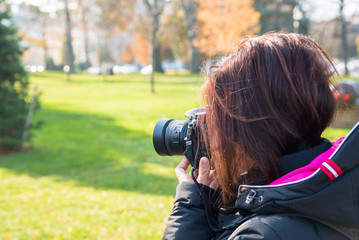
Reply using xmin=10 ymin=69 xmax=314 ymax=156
xmin=0 ymin=71 xmax=351 ymax=240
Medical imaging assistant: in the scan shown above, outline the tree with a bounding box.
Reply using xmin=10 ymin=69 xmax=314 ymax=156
xmin=96 ymin=0 xmax=133 ymax=78
xmin=121 ymin=44 xmax=135 ymax=63
xmin=78 ymin=0 xmax=92 ymax=69
xmin=195 ymin=0 xmax=260 ymax=56
xmin=132 ymin=32 xmax=150 ymax=65
xmin=26 ymin=5 xmax=51 ymax=70
xmin=339 ymin=0 xmax=349 ymax=75
xmin=143 ymin=0 xmax=165 ymax=93
xmin=0 ymin=9 xmax=36 ymax=150
xmin=161 ymin=6 xmax=189 ymax=64
xmin=253 ymin=0 xmax=296 ymax=34
xmin=293 ymin=1 xmax=310 ymax=35
xmin=64 ymin=0 xmax=75 ymax=74
xmin=180 ymin=0 xmax=200 ymax=72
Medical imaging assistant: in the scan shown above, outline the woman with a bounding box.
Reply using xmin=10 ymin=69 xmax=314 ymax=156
xmin=162 ymin=33 xmax=359 ymax=239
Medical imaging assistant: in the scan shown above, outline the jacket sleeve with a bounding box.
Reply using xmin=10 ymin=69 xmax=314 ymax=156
xmin=162 ymin=182 xmax=215 ymax=240
xmin=228 ymin=217 xmax=280 ymax=240
xmin=228 ymin=215 xmax=348 ymax=240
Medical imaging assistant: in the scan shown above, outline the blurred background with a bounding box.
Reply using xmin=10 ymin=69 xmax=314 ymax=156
xmin=6 ymin=0 xmax=359 ymax=77
xmin=0 ymin=0 xmax=358 ymax=239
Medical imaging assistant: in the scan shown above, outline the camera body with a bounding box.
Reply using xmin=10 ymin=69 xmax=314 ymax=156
xmin=153 ymin=108 xmax=208 ymax=169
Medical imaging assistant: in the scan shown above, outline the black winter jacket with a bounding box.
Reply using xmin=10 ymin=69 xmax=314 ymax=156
xmin=162 ymin=123 xmax=359 ymax=240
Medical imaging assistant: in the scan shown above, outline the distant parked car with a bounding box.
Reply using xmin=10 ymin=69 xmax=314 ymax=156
xmin=162 ymin=60 xmax=186 ymax=72
xmin=332 ymin=80 xmax=359 ymax=128
xmin=140 ymin=65 xmax=152 ymax=75
xmin=25 ymin=65 xmax=45 ymax=73
xmin=345 ymin=80 xmax=359 ymax=95
xmin=86 ymin=67 xmax=101 ymax=75
xmin=333 ymin=80 xmax=359 ymax=108
xmin=112 ymin=64 xmax=139 ymax=74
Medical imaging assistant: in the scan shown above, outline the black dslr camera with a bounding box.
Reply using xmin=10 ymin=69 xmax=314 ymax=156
xmin=152 ymin=108 xmax=208 ymax=170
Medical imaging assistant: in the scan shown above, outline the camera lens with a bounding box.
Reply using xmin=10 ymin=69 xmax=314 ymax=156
xmin=153 ymin=118 xmax=188 ymax=156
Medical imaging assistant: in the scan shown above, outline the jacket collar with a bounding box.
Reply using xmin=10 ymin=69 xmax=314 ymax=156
xmin=279 ymin=138 xmax=332 ymax=175
xmin=235 ymin=122 xmax=359 ymax=231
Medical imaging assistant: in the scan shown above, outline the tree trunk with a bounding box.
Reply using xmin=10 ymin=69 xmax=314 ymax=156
xmin=150 ymin=23 xmax=156 ymax=93
xmin=145 ymin=0 xmax=164 ymax=93
xmin=340 ymin=0 xmax=349 ymax=76
xmin=150 ymin=0 xmax=160 ymax=93
xmin=65 ymin=0 xmax=75 ymax=74
xmin=41 ymin=22 xmax=48 ymax=69
xmin=79 ymin=0 xmax=91 ymax=69
xmin=101 ymin=31 xmax=108 ymax=81
xmin=181 ymin=0 xmax=200 ymax=73
xmin=22 ymin=87 xmax=38 ymax=141
xmin=154 ymin=46 xmax=163 ymax=72
xmin=190 ymin=44 xmax=200 ymax=73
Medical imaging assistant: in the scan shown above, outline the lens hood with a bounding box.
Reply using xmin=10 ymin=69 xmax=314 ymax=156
xmin=153 ymin=118 xmax=173 ymax=155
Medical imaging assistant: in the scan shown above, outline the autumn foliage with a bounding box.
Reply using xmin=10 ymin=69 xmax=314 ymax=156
xmin=132 ymin=33 xmax=151 ymax=66
xmin=195 ymin=0 xmax=260 ymax=56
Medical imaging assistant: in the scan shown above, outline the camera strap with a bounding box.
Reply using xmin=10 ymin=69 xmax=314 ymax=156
xmin=190 ymin=170 xmax=255 ymax=233
xmin=191 ymin=168 xmax=222 ymax=232
xmin=184 ymin=122 xmax=197 ymax=169
xmin=191 ymin=168 xmax=221 ymax=232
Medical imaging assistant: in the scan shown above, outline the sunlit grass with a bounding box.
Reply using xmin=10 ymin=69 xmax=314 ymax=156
xmin=0 ymin=71 xmax=203 ymax=239
xmin=0 ymin=71 xmax=351 ymax=239
xmin=322 ymin=127 xmax=350 ymax=141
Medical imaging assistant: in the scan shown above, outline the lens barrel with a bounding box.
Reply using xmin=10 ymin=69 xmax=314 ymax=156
xmin=153 ymin=118 xmax=188 ymax=156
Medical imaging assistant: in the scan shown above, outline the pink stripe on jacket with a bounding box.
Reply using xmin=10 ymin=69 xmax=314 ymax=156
xmin=269 ymin=138 xmax=345 ymax=185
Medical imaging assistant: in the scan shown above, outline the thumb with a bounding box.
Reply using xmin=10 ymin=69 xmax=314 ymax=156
xmin=197 ymin=157 xmax=210 ymax=185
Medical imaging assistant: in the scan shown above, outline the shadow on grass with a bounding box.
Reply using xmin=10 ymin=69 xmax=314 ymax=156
xmin=0 ymin=108 xmax=179 ymax=196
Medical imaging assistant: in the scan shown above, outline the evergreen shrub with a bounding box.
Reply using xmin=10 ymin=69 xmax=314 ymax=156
xmin=0 ymin=9 xmax=38 ymax=150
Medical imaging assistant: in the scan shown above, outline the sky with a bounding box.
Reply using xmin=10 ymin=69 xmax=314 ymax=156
xmin=304 ymin=0 xmax=359 ymax=22
xmin=8 ymin=0 xmax=76 ymax=13
xmin=7 ymin=0 xmax=359 ymax=22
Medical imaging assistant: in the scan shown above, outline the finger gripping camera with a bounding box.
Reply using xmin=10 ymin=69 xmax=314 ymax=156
xmin=152 ymin=108 xmax=208 ymax=170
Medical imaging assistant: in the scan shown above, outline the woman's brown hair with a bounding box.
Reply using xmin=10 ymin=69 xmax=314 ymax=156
xmin=201 ymin=32 xmax=337 ymax=204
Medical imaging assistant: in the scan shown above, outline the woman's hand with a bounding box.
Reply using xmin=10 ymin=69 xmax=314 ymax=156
xmin=175 ymin=157 xmax=218 ymax=190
